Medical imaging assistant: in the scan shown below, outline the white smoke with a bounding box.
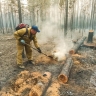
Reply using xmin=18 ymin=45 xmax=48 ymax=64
xmin=37 ymin=22 xmax=73 ymax=61
xmin=52 ymin=36 xmax=73 ymax=61
xmin=36 ymin=5 xmax=73 ymax=61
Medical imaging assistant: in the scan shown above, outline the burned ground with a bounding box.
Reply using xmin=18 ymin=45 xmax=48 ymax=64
xmin=0 ymin=34 xmax=96 ymax=96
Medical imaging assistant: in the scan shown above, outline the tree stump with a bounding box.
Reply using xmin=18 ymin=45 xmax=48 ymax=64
xmin=87 ymin=30 xmax=94 ymax=43
xmin=58 ymin=57 xmax=73 ymax=83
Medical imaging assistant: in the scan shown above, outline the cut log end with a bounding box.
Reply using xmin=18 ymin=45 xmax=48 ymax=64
xmin=69 ymin=50 xmax=75 ymax=54
xmin=43 ymin=72 xmax=51 ymax=78
xmin=58 ymin=74 xmax=68 ymax=83
xmin=89 ymin=30 xmax=94 ymax=32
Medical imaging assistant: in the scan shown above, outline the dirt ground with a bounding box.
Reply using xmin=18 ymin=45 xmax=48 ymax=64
xmin=0 ymin=34 xmax=96 ymax=96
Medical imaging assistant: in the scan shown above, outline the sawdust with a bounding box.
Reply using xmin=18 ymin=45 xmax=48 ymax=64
xmin=35 ymin=50 xmax=66 ymax=65
xmin=0 ymin=92 xmax=13 ymax=96
xmin=72 ymin=54 xmax=85 ymax=64
xmin=0 ymin=71 xmax=51 ymax=96
xmin=46 ymin=80 xmax=60 ymax=96
xmin=35 ymin=54 xmax=57 ymax=64
xmin=74 ymin=60 xmax=80 ymax=64
xmin=72 ymin=54 xmax=85 ymax=58
xmin=29 ymin=72 xmax=51 ymax=96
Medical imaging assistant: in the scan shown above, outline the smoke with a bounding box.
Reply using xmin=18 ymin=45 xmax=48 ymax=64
xmin=36 ymin=5 xmax=73 ymax=61
xmin=37 ymin=4 xmax=62 ymax=44
xmin=52 ymin=37 xmax=73 ymax=61
xmin=37 ymin=21 xmax=73 ymax=61
xmin=35 ymin=1 xmax=96 ymax=61
xmin=37 ymin=22 xmax=59 ymax=44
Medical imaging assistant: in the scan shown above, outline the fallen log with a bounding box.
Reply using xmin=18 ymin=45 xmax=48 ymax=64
xmin=29 ymin=72 xmax=52 ymax=96
xmin=87 ymin=30 xmax=94 ymax=43
xmin=45 ymin=80 xmax=60 ymax=96
xmin=69 ymin=37 xmax=86 ymax=54
xmin=58 ymin=57 xmax=73 ymax=83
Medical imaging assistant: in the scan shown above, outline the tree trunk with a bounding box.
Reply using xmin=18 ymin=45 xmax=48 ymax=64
xmin=69 ymin=37 xmax=86 ymax=54
xmin=18 ymin=0 xmax=22 ymax=23
xmin=64 ymin=0 xmax=68 ymax=36
xmin=58 ymin=57 xmax=73 ymax=83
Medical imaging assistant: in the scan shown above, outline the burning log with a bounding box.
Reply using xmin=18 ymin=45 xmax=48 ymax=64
xmin=29 ymin=72 xmax=52 ymax=96
xmin=58 ymin=57 xmax=73 ymax=83
xmin=87 ymin=30 xmax=94 ymax=43
xmin=69 ymin=37 xmax=86 ymax=54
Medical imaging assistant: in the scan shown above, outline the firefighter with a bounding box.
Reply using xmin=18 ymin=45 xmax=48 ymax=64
xmin=14 ymin=25 xmax=42 ymax=69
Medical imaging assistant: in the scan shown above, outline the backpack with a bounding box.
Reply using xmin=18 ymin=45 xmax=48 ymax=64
xmin=15 ymin=23 xmax=29 ymax=37
xmin=15 ymin=23 xmax=29 ymax=31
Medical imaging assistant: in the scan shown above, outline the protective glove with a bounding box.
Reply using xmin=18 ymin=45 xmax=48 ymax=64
xmin=20 ymin=39 xmax=25 ymax=44
xmin=37 ymin=48 xmax=42 ymax=53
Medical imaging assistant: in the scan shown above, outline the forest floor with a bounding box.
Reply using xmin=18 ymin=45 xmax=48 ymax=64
xmin=0 ymin=34 xmax=96 ymax=96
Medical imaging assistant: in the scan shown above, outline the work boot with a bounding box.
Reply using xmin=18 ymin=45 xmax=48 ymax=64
xmin=17 ymin=64 xmax=25 ymax=69
xmin=28 ymin=60 xmax=35 ymax=65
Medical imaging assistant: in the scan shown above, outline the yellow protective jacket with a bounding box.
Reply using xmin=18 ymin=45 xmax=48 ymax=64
xmin=14 ymin=27 xmax=39 ymax=48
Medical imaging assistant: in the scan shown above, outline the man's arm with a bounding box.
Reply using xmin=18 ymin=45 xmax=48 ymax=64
xmin=33 ymin=35 xmax=42 ymax=53
xmin=33 ymin=35 xmax=39 ymax=48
